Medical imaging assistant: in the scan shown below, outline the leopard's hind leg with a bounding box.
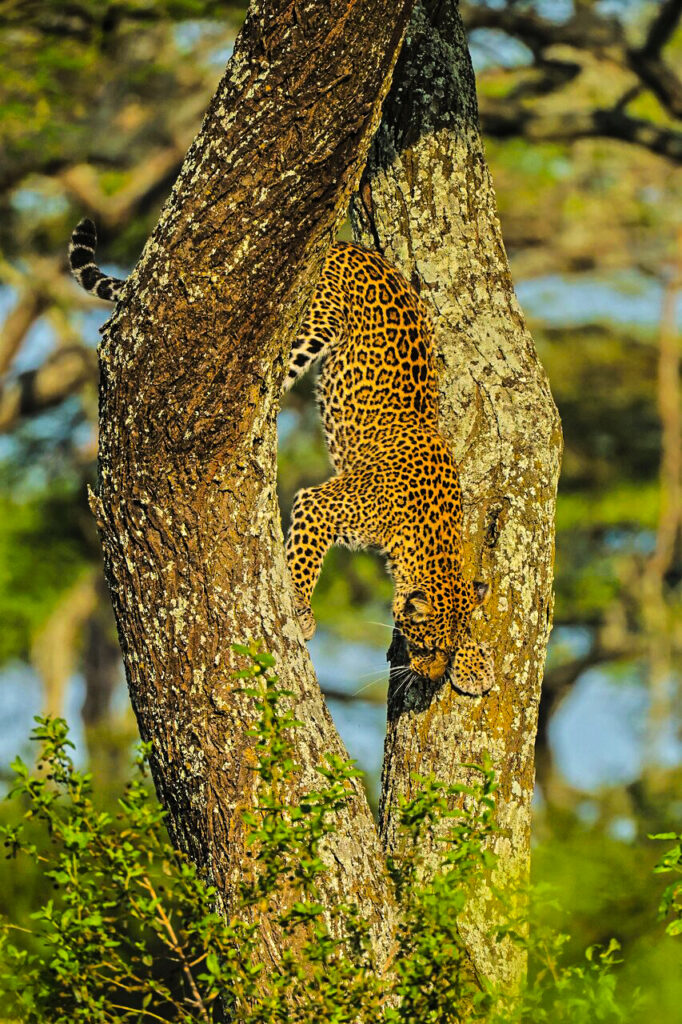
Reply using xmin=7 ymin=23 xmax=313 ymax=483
xmin=286 ymin=477 xmax=350 ymax=639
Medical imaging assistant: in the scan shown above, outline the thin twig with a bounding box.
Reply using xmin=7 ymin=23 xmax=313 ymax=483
xmin=108 ymin=1004 xmax=173 ymax=1024
xmin=140 ymin=875 xmax=211 ymax=1023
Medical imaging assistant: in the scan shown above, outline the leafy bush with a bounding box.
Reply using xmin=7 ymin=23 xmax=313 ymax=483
xmin=0 ymin=643 xmax=662 ymax=1021
xmin=650 ymin=831 xmax=682 ymax=936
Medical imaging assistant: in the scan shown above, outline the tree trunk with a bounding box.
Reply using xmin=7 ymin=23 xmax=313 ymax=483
xmin=351 ymin=0 xmax=562 ymax=987
xmin=93 ymin=0 xmax=416 ymax=967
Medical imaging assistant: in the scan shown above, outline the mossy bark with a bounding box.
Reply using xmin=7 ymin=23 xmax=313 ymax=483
xmin=351 ymin=0 xmax=562 ymax=986
xmin=93 ymin=0 xmax=417 ymax=966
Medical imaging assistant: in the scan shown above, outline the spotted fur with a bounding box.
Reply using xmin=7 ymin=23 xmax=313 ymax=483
xmin=67 ymin=222 xmax=493 ymax=694
xmin=285 ymin=243 xmax=493 ymax=696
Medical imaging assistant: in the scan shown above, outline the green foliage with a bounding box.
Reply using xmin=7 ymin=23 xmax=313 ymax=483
xmin=535 ymin=326 xmax=660 ymax=495
xmin=650 ymin=832 xmax=682 ymax=937
xmin=0 ymin=485 xmax=91 ymax=662
xmin=499 ymin=929 xmax=629 ymax=1024
xmin=0 ymin=645 xmax=670 ymax=1021
xmin=0 ymin=718 xmax=244 ymax=1023
xmin=556 ymin=482 xmax=660 ymax=534
xmin=383 ymin=768 xmax=498 ymax=1023
xmin=530 ymin=808 xmax=682 ymax=1022
xmin=0 ymin=2 xmax=243 ymax=129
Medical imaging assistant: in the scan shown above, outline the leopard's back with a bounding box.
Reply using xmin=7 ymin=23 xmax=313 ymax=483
xmin=300 ymin=243 xmax=439 ymax=471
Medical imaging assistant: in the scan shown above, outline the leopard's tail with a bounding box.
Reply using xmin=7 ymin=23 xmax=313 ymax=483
xmin=284 ymin=283 xmax=345 ymax=390
xmin=284 ymin=329 xmax=331 ymax=390
xmin=68 ymin=219 xmax=125 ymax=301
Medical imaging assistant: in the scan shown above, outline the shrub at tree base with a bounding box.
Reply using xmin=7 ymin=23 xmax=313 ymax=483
xmin=0 ymin=643 xmax=671 ymax=1021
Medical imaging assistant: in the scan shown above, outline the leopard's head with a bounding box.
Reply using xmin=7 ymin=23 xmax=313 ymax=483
xmin=393 ymin=576 xmax=494 ymax=696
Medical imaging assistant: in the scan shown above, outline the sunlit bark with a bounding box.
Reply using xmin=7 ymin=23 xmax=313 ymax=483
xmin=352 ymin=0 xmax=562 ymax=986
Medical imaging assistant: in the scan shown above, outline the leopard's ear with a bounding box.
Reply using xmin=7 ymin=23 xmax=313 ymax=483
xmin=403 ymin=590 xmax=433 ymax=623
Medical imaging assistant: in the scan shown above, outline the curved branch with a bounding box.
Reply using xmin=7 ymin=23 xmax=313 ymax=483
xmin=480 ymin=100 xmax=682 ymax=163
xmin=0 ymin=345 xmax=96 ymax=432
xmin=461 ymin=2 xmax=622 ymax=55
xmin=462 ymin=1 xmax=682 ymax=149
xmin=640 ymin=0 xmax=682 ymax=56
xmin=626 ymin=46 xmax=682 ymax=120
xmin=535 ymin=642 xmax=641 ymax=797
xmin=0 ymin=290 xmax=47 ymax=376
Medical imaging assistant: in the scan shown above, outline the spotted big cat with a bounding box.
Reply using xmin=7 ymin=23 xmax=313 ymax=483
xmin=69 ymin=220 xmax=493 ymax=696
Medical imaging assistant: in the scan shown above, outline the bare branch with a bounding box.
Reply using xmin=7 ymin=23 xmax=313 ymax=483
xmin=640 ymin=0 xmax=682 ymax=56
xmin=462 ymin=1 xmax=682 ymax=150
xmin=626 ymin=46 xmax=682 ymax=120
xmin=535 ymin=642 xmax=640 ymax=797
xmin=461 ymin=2 xmax=622 ymax=55
xmin=0 ymin=290 xmax=47 ymax=376
xmin=57 ymin=126 xmax=203 ymax=231
xmin=0 ymin=345 xmax=96 ymax=432
xmin=480 ymin=99 xmax=682 ymax=162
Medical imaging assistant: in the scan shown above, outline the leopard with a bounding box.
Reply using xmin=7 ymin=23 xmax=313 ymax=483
xmin=69 ymin=219 xmax=494 ymax=696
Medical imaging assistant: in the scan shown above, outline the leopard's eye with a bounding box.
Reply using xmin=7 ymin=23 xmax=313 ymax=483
xmin=407 ymin=643 xmax=428 ymax=658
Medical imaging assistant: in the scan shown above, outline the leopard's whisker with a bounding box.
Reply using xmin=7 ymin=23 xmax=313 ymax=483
xmin=388 ymin=664 xmax=411 ymax=676
xmin=367 ymin=619 xmax=409 ymax=642
xmin=351 ymin=660 xmax=417 ymax=697
xmin=356 ymin=665 xmax=393 ymax=680
xmin=352 ymin=673 xmax=389 ymax=696
xmin=390 ymin=670 xmax=415 ymax=702
xmin=353 ymin=662 xmax=413 ymax=697
xmin=388 ymin=668 xmax=413 ymax=687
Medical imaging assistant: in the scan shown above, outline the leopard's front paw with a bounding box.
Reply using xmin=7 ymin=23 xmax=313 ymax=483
xmin=294 ymin=601 xmax=317 ymax=641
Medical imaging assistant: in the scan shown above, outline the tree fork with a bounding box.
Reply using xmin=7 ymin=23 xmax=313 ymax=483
xmin=351 ymin=0 xmax=562 ymax=986
xmin=93 ymin=0 xmax=417 ymax=966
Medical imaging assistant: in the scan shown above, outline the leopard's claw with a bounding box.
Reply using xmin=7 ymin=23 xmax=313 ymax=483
xmin=294 ymin=601 xmax=317 ymax=641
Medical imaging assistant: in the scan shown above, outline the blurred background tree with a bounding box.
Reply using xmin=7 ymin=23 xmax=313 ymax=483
xmin=0 ymin=0 xmax=681 ymax=1016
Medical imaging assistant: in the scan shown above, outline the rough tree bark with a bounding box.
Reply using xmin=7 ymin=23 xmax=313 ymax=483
xmin=351 ymin=0 xmax=562 ymax=986
xmin=92 ymin=0 xmax=416 ymax=968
